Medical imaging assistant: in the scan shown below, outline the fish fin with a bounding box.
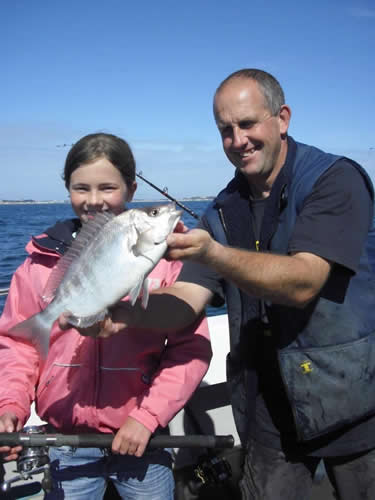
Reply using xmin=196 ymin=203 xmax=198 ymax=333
xmin=125 ymin=224 xmax=140 ymax=253
xmin=132 ymin=228 xmax=156 ymax=256
xmin=66 ymin=309 xmax=108 ymax=328
xmin=128 ymin=278 xmax=149 ymax=308
xmin=42 ymin=211 xmax=115 ymax=302
xmin=141 ymin=278 xmax=150 ymax=309
xmin=8 ymin=311 xmax=53 ymax=360
xmin=129 ymin=279 xmax=145 ymax=306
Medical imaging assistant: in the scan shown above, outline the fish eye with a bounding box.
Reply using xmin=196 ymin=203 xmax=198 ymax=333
xmin=150 ymin=208 xmax=160 ymax=217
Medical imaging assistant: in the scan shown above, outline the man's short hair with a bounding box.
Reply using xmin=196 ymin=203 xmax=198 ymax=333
xmin=216 ymin=69 xmax=285 ymax=115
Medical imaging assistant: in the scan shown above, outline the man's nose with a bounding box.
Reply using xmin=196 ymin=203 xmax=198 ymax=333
xmin=231 ymin=127 xmax=247 ymax=148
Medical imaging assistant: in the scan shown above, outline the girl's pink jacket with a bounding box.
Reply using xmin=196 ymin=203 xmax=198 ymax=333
xmin=0 ymin=234 xmax=212 ymax=434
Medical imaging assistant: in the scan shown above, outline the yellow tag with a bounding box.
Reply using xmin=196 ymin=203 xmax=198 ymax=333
xmin=195 ymin=467 xmax=206 ymax=484
xmin=255 ymin=240 xmax=260 ymax=251
xmin=300 ymin=361 xmax=313 ymax=374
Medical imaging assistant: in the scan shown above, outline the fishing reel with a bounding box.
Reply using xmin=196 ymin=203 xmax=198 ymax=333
xmin=186 ymin=453 xmax=233 ymax=495
xmin=0 ymin=425 xmax=52 ymax=494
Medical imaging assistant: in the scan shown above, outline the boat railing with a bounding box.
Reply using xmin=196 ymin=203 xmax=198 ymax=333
xmin=0 ymin=288 xmax=9 ymax=296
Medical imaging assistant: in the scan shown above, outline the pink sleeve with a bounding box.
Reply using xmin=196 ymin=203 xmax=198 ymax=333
xmin=129 ymin=315 xmax=212 ymax=431
xmin=0 ymin=259 xmax=42 ymax=425
xmin=159 ymin=259 xmax=184 ymax=287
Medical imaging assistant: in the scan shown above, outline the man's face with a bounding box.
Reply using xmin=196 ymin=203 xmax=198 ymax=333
xmin=214 ymin=78 xmax=289 ymax=183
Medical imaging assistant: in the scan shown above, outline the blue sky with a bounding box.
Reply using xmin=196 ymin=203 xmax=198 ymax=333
xmin=1 ymin=0 xmax=374 ymax=201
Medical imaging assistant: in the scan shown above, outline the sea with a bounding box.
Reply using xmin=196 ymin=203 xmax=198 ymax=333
xmin=2 ymin=200 xmax=374 ymax=317
xmin=0 ymin=200 xmax=227 ymax=316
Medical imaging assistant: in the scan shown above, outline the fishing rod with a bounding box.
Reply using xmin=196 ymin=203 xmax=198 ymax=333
xmin=0 ymin=432 xmax=234 ymax=449
xmin=136 ymin=171 xmax=199 ymax=219
xmin=0 ymin=429 xmax=234 ymax=493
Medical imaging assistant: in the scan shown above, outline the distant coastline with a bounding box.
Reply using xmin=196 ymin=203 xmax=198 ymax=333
xmin=0 ymin=200 xmax=70 ymax=205
xmin=0 ymin=196 xmax=214 ymax=205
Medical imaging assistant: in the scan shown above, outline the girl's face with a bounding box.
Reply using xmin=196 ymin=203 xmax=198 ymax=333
xmin=68 ymin=157 xmax=137 ymax=223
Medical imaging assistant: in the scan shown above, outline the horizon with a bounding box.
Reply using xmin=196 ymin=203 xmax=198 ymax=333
xmin=0 ymin=195 xmax=215 ymax=204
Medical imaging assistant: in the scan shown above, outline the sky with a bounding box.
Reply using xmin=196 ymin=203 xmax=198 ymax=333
xmin=1 ymin=0 xmax=374 ymax=201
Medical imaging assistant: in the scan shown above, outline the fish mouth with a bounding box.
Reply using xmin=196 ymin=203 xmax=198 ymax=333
xmin=169 ymin=208 xmax=182 ymax=230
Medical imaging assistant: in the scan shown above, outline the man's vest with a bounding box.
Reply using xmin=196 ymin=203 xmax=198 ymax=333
xmin=202 ymin=137 xmax=375 ymax=444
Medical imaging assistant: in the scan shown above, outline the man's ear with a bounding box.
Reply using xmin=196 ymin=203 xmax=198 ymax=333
xmin=278 ymin=104 xmax=291 ymax=137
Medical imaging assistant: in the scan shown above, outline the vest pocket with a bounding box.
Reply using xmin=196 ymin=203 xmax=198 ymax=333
xmin=278 ymin=332 xmax=375 ymax=441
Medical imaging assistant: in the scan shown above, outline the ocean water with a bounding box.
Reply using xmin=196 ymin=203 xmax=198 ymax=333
xmin=2 ymin=201 xmax=374 ymax=317
xmin=0 ymin=200 xmax=226 ymax=316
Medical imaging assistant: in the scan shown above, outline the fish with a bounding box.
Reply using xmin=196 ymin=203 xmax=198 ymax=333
xmin=9 ymin=203 xmax=181 ymax=359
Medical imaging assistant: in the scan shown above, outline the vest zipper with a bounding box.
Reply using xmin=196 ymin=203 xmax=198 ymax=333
xmin=249 ymin=199 xmax=260 ymax=252
xmin=218 ymin=208 xmax=228 ymax=238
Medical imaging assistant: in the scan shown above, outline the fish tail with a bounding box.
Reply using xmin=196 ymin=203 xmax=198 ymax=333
xmin=8 ymin=311 xmax=53 ymax=360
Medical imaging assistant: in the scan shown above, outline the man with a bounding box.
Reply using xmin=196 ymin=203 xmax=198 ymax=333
xmin=66 ymin=69 xmax=375 ymax=499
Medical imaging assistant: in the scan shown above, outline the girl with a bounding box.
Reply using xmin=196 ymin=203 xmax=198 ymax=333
xmin=0 ymin=133 xmax=211 ymax=499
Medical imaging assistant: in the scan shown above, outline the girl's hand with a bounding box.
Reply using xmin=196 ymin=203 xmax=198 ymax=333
xmin=0 ymin=412 xmax=23 ymax=461
xmin=112 ymin=417 xmax=152 ymax=457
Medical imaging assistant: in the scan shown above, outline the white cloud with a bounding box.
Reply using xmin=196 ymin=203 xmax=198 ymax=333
xmin=133 ymin=141 xmax=218 ymax=154
xmin=133 ymin=142 xmax=185 ymax=153
xmin=2 ymin=123 xmax=373 ymax=202
xmin=348 ymin=7 xmax=375 ymax=18
xmin=133 ymin=146 xmax=233 ymax=200
xmin=0 ymin=122 xmax=233 ymax=201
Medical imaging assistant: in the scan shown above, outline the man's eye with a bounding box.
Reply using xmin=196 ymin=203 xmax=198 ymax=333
xmin=220 ymin=127 xmax=232 ymax=137
xmin=240 ymin=121 xmax=255 ymax=129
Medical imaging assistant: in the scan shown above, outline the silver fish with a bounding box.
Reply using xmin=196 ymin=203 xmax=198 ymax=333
xmin=9 ymin=203 xmax=181 ymax=358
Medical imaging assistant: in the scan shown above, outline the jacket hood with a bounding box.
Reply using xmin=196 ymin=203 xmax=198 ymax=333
xmin=27 ymin=218 xmax=81 ymax=257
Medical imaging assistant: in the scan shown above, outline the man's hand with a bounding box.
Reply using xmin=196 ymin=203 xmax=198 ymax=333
xmin=173 ymin=220 xmax=189 ymax=234
xmin=112 ymin=416 xmax=152 ymax=457
xmin=166 ymin=228 xmax=218 ymax=263
xmin=0 ymin=412 xmax=23 ymax=461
